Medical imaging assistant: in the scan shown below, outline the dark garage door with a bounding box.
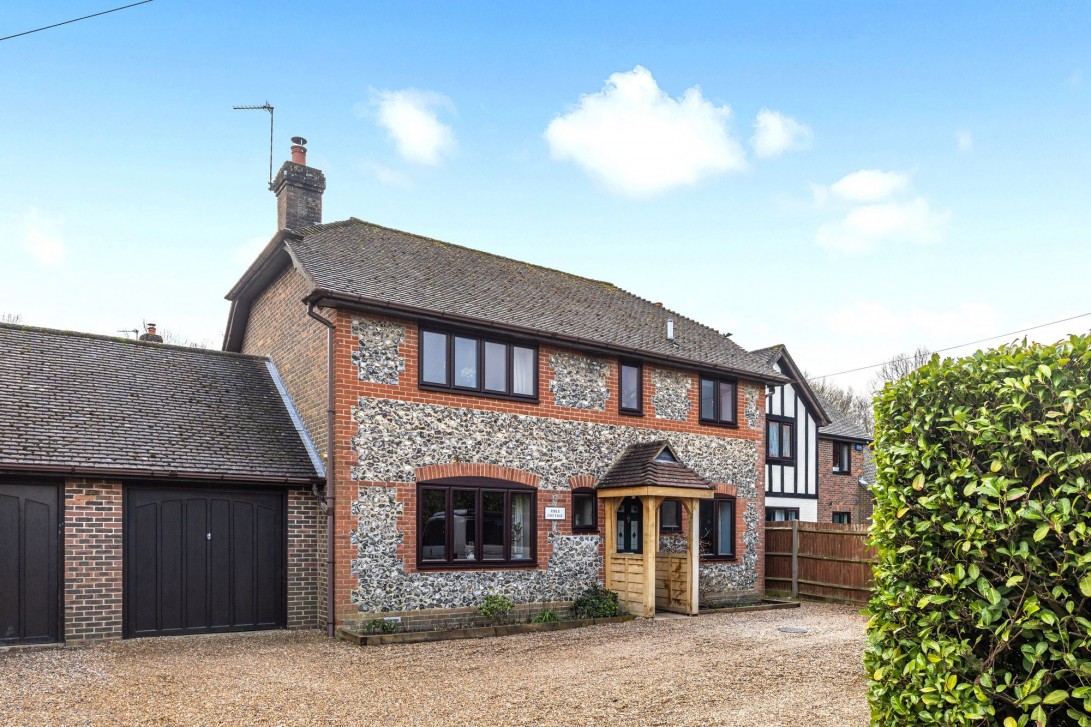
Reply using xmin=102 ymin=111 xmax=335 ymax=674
xmin=125 ymin=487 xmax=286 ymax=638
xmin=0 ymin=483 xmax=60 ymax=645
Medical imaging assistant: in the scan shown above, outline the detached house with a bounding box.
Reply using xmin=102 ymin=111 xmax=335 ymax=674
xmin=1 ymin=140 xmax=788 ymax=645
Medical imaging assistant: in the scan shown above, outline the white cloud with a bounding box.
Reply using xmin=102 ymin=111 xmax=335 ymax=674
xmin=956 ymin=130 xmax=973 ymax=152
xmin=750 ymin=108 xmax=813 ymax=158
xmin=544 ymin=66 xmax=748 ymax=197
xmin=21 ymin=208 xmax=65 ymax=266
xmin=828 ymin=169 xmax=908 ymax=202
xmin=368 ymin=89 xmax=457 ymax=165
xmin=364 ymin=160 xmax=414 ymax=189
xmin=817 ymin=197 xmax=950 ymax=253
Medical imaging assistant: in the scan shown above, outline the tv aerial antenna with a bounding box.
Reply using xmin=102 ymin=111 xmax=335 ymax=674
xmin=233 ymin=102 xmax=274 ymax=187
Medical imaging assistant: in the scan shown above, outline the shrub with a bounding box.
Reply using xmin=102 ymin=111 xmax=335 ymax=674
xmin=361 ymin=618 xmax=399 ymax=635
xmin=573 ymin=585 xmax=625 ymax=619
xmin=479 ymin=594 xmax=515 ymax=624
xmin=866 ymin=335 xmax=1091 ymax=726
xmin=530 ymin=609 xmax=559 ymax=624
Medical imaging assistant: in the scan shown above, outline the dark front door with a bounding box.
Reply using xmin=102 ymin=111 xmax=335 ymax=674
xmin=0 ymin=483 xmax=60 ymax=645
xmin=616 ymin=496 xmax=643 ymax=554
xmin=125 ymin=487 xmax=285 ymax=638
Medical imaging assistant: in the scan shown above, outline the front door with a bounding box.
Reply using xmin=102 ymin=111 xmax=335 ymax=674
xmin=616 ymin=496 xmax=643 ymax=553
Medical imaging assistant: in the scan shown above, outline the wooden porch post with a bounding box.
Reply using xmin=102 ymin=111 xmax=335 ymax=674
xmin=686 ymin=498 xmax=700 ymax=615
xmin=641 ymin=496 xmax=660 ymax=618
xmin=603 ymin=497 xmax=618 ymax=591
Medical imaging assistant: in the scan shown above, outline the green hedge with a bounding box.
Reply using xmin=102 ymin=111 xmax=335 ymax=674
xmin=867 ymin=335 xmax=1091 ymax=726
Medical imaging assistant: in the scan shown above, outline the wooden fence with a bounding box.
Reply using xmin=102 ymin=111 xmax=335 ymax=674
xmin=765 ymin=521 xmax=876 ymax=604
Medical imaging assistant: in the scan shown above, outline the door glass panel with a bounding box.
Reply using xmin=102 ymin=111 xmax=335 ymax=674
xmin=453 ymin=337 xmax=478 ymax=388
xmin=452 ymin=490 xmax=477 ymax=561
xmin=509 ymin=493 xmax=532 ymax=560
xmin=484 ymin=342 xmax=507 ymax=392
xmin=512 ymin=346 xmax=535 ymax=396
xmin=481 ymin=491 xmax=504 ymax=561
xmin=420 ymin=489 xmax=447 ymax=561
xmin=421 ymin=332 xmax=448 ymax=385
xmin=717 ymin=500 xmax=734 ymax=556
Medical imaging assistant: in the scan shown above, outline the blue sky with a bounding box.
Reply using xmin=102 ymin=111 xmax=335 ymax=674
xmin=2 ymin=1 xmax=1089 ymax=390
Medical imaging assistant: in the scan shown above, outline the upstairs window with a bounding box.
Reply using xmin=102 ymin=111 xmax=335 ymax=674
xmin=767 ymin=418 xmax=794 ymax=463
xmin=699 ymin=375 xmax=737 ymax=425
xmin=832 ymin=441 xmax=852 ymax=474
xmin=619 ymin=361 xmax=643 ymax=414
xmin=420 ymin=329 xmax=537 ymax=399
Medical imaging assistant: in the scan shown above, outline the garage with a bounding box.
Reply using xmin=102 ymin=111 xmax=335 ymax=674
xmin=0 ymin=483 xmax=60 ymax=646
xmin=125 ymin=487 xmax=287 ymax=638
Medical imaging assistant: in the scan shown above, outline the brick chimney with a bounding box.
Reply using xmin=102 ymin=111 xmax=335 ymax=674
xmin=272 ymin=137 xmax=326 ymax=231
xmin=139 ymin=323 xmax=163 ymax=343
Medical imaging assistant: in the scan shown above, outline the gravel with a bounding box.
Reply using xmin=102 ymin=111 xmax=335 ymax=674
xmin=0 ymin=601 xmax=868 ymax=726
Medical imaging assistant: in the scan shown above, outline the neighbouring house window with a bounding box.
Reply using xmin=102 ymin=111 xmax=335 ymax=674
xmin=417 ymin=480 xmax=536 ymax=567
xmin=419 ymin=328 xmax=537 ymax=400
xmin=833 ymin=512 xmax=851 ymax=524
xmin=619 ymin=361 xmax=642 ymax=414
xmin=766 ymin=508 xmax=800 ymax=522
xmin=832 ymin=441 xmax=852 ymax=474
xmin=699 ymin=375 xmax=737 ymax=425
xmin=616 ymin=496 xmax=643 ymax=554
xmin=699 ymin=495 xmax=736 ymax=559
xmin=572 ymin=488 xmax=597 ymax=532
xmin=660 ymin=499 xmax=681 ymax=530
xmin=767 ymin=417 xmax=794 ymax=463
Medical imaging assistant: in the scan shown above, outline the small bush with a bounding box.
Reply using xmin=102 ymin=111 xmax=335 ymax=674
xmin=479 ymin=594 xmax=515 ymax=624
xmin=867 ymin=335 xmax=1091 ymax=726
xmin=530 ymin=609 xmax=559 ymax=624
xmin=361 ymin=618 xmax=399 ymax=635
xmin=573 ymin=585 xmax=625 ymax=619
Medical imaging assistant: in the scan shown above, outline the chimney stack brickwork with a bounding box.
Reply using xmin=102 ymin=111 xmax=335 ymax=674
xmin=273 ymin=139 xmax=326 ymax=231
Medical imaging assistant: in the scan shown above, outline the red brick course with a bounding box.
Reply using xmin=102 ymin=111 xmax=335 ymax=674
xmin=64 ymin=479 xmax=123 ymax=643
xmin=287 ymin=486 xmax=321 ymax=628
xmin=817 ymin=438 xmax=866 ymax=523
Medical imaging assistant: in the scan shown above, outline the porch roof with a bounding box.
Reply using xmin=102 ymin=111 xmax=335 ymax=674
xmin=596 ymin=441 xmax=714 ymax=498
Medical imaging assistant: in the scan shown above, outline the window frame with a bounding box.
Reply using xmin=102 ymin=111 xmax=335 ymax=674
xmin=832 ymin=440 xmax=853 ymax=475
xmin=765 ymin=507 xmax=800 ymax=522
xmin=698 ymin=374 xmax=738 ymax=427
xmin=571 ymin=487 xmax=598 ymax=533
xmin=833 ymin=511 xmax=851 ymax=524
xmin=698 ymin=494 xmax=736 ymax=561
xmin=618 ymin=359 xmax=644 ymax=416
xmin=659 ymin=499 xmax=682 ymax=531
xmin=416 ymin=479 xmax=538 ymax=569
xmin=766 ymin=415 xmax=795 ymax=464
xmin=418 ymin=327 xmax=539 ymax=403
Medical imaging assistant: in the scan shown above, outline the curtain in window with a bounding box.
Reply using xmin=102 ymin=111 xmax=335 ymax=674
xmin=510 ymin=493 xmax=532 ymax=560
xmin=512 ymin=346 xmax=534 ymax=396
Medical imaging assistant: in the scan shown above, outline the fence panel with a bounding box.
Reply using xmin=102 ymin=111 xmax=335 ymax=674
xmin=765 ymin=522 xmax=875 ymax=604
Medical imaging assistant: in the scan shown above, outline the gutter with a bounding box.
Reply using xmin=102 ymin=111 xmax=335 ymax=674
xmin=0 ymin=462 xmax=321 ymax=485
xmin=305 ymin=289 xmax=789 ymax=386
xmin=307 ymin=300 xmax=338 ymax=638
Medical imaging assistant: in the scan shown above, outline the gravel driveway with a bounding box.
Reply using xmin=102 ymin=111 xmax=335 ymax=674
xmin=1 ymin=601 xmax=867 ymax=726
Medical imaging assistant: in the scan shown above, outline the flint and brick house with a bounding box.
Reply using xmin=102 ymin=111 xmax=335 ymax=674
xmin=753 ymin=345 xmax=873 ymax=524
xmin=1 ymin=140 xmax=790 ymax=644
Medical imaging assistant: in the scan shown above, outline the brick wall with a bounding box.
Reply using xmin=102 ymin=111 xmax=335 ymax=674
xmin=241 ymin=266 xmax=329 ymax=460
xmin=287 ymin=486 xmax=320 ymax=628
xmin=64 ymin=479 xmax=123 ymax=643
xmin=817 ymin=438 xmax=866 ymax=523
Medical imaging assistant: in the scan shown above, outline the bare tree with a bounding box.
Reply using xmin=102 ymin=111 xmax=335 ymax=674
xmin=1 ymin=312 xmax=22 ymax=324
xmin=807 ymin=376 xmax=875 ymax=436
xmin=158 ymin=328 xmax=213 ymax=349
xmin=869 ymin=346 xmax=932 ymax=389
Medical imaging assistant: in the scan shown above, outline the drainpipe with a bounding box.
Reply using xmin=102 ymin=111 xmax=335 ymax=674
xmin=307 ymin=301 xmax=337 ymax=637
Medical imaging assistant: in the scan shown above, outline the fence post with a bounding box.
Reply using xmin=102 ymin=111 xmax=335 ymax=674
xmin=790 ymin=520 xmax=799 ymax=599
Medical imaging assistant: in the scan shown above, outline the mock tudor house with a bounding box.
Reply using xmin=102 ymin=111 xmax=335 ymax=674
xmin=752 ymin=345 xmax=873 ymax=525
xmin=1 ymin=140 xmax=790 ymax=645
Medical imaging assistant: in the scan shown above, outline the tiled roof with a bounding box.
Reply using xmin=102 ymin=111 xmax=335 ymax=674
xmin=815 ymin=391 xmax=872 ymax=442
xmin=749 ymin=345 xmax=784 ymax=366
xmin=285 ymin=219 xmax=784 ymax=381
xmin=597 ymin=440 xmax=713 ymax=491
xmin=0 ymin=324 xmax=322 ymax=482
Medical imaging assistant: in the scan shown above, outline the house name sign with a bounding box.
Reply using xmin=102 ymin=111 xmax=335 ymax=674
xmin=544 ymin=507 xmax=566 ymax=520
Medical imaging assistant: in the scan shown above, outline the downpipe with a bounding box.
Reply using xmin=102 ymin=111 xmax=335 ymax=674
xmin=307 ymin=300 xmax=337 ymax=637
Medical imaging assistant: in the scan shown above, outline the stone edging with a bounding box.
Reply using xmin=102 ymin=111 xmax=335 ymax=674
xmin=337 ymin=615 xmax=636 ymax=647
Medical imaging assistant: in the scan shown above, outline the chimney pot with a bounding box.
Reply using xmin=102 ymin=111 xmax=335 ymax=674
xmin=272 ymin=137 xmax=326 ymax=230
xmin=138 ymin=322 xmax=163 ymax=343
xmin=290 ymin=136 xmax=308 ymax=165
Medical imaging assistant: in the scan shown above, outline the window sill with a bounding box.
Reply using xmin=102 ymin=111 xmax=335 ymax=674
xmin=618 ymin=408 xmax=644 ymax=417
xmin=572 ymin=528 xmax=599 ymax=535
xmin=831 ymin=470 xmax=855 ymax=476
xmin=699 ymin=419 xmax=739 ymax=429
xmin=699 ymin=555 xmax=738 ymax=563
xmin=416 ymin=561 xmax=540 ymax=571
xmin=767 ymin=457 xmax=795 ymax=466
xmin=418 ymin=383 xmax=540 ymax=405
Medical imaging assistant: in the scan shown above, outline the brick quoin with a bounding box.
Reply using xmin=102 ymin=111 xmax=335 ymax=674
xmin=64 ymin=479 xmax=123 ymax=643
xmin=817 ymin=438 xmax=866 ymax=523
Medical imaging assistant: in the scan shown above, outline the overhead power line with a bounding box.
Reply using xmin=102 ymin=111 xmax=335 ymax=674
xmin=0 ymin=1 xmax=154 ymax=43
xmin=813 ymin=311 xmax=1091 ymax=380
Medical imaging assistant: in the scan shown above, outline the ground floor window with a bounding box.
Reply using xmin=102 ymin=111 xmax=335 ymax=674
xmin=659 ymin=499 xmax=682 ymax=530
xmin=571 ymin=488 xmax=597 ymax=532
xmin=418 ymin=480 xmax=536 ymax=567
xmin=766 ymin=507 xmax=800 ymax=522
xmin=833 ymin=511 xmax=851 ymax=524
xmin=699 ymin=496 xmax=735 ymax=559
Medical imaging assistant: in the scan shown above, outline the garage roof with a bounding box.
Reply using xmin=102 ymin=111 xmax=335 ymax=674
xmin=0 ymin=323 xmax=323 ymax=484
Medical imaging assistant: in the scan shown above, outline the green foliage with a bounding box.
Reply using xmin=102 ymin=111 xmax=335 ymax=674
xmin=866 ymin=335 xmax=1091 ymax=726
xmin=573 ymin=585 xmax=626 ymax=619
xmin=479 ymin=594 xmax=515 ymax=624
xmin=530 ymin=608 xmax=559 ymax=624
xmin=361 ymin=618 xmax=399 ymax=634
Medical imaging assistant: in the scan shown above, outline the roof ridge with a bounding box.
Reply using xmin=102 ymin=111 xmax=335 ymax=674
xmin=322 ymin=218 xmax=740 ymax=343
xmin=0 ymin=322 xmax=272 ymax=362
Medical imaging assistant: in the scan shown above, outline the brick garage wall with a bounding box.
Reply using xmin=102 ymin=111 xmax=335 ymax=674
xmin=817 ymin=438 xmax=866 ymax=523
xmin=287 ymin=487 xmax=321 ymax=628
xmin=240 ymin=265 xmax=329 ymax=460
xmin=64 ymin=479 xmax=123 ymax=643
